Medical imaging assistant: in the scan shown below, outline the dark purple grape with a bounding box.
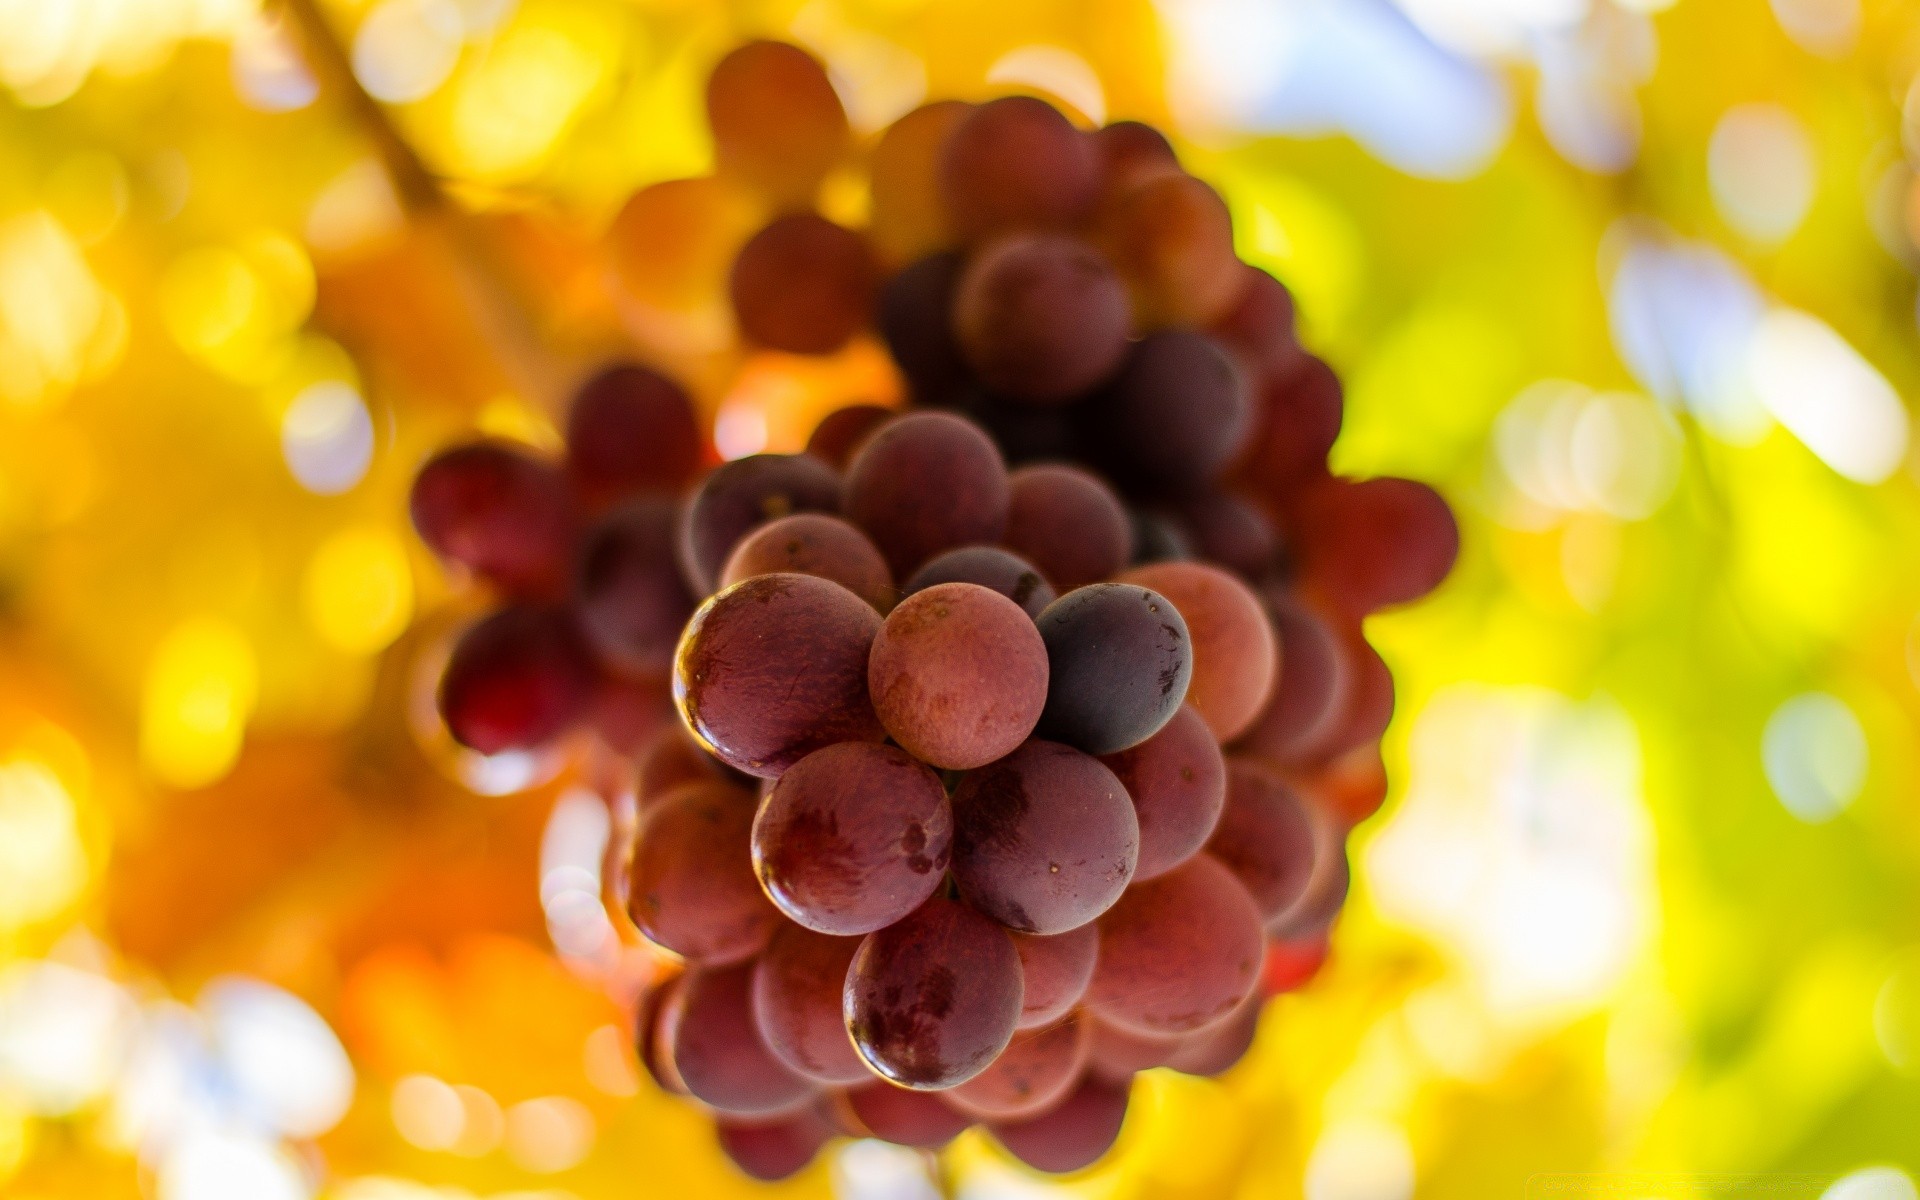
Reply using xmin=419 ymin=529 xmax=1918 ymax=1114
xmin=706 ymin=40 xmax=849 ymax=206
xmin=1172 ymin=490 xmax=1279 ymax=580
xmin=844 ymin=411 xmax=1010 ymax=577
xmin=805 ymin=405 xmax=895 ymax=469
xmin=987 ymin=1074 xmax=1130 ymax=1174
xmin=1034 ymin=583 xmax=1193 ymax=755
xmin=1083 ymin=854 xmax=1263 ymax=1036
xmin=672 ymin=963 xmax=816 ymax=1115
xmin=1091 ymin=331 xmax=1251 ymax=492
xmin=1011 ymin=924 xmax=1098 ymax=1029
xmin=845 ymin=896 xmax=1023 ymax=1089
xmin=868 ymin=582 xmax=1049 ymax=770
xmin=1314 ymin=633 xmax=1394 ymax=763
xmin=411 ymin=441 xmax=576 ymax=598
xmin=903 ymin=546 xmax=1055 ymax=619
xmin=950 ymin=739 xmax=1138 ymax=935
xmin=840 ymin=1082 xmax=970 ymax=1148
xmin=946 ymin=1011 xmax=1090 ymax=1120
xmin=751 ymin=924 xmax=872 ymax=1084
xmin=1128 ymin=507 xmax=1192 ymax=565
xmin=577 ymin=500 xmax=697 ymax=677
xmin=731 ymin=212 xmax=876 ymax=355
xmin=877 ymin=252 xmax=970 ymax=407
xmin=753 ymin=742 xmax=952 ymax=935
xmin=1002 ymin=464 xmax=1133 ymax=590
xmin=439 ymin=605 xmax=596 ymax=753
xmin=1293 ymin=475 xmax=1459 ymax=617
xmin=1235 ymin=356 xmax=1342 ymax=501
xmin=715 ymin=1107 xmax=835 ymax=1181
xmin=674 ymin=573 xmax=885 ymax=778
xmin=963 ymin=392 xmax=1082 ymax=463
xmin=952 ymin=233 xmax=1130 ymax=403
xmin=718 ymin=512 xmax=893 ymax=612
xmin=565 ymin=363 xmax=703 ymax=508
xmin=1119 ymin=561 xmax=1277 ymax=742
xmin=677 ymin=453 xmax=842 ymax=595
xmin=939 ymin=95 xmax=1099 ymax=239
xmin=1234 ymin=593 xmax=1350 ymax=765
xmin=1206 ymin=758 xmax=1314 ymax=922
xmin=627 ymin=780 xmax=779 ymax=964
xmin=1099 ymin=703 xmax=1226 ymax=881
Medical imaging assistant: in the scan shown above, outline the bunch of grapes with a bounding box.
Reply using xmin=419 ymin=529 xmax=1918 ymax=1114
xmin=407 ymin=38 xmax=1458 ymax=1182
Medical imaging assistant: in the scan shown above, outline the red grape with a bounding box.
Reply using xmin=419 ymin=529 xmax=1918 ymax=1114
xmin=1086 ymin=1016 xmax=1181 ymax=1080
xmin=634 ymin=723 xmax=730 ymax=812
xmin=410 ymin=441 xmax=575 ymax=598
xmin=677 ymin=452 xmax=842 ymax=595
xmin=1314 ymin=634 xmax=1394 ymax=762
xmin=1034 ymin=583 xmax=1193 ymax=755
xmin=805 ymin=405 xmax=895 ymax=469
xmin=1260 ymin=934 xmax=1330 ymax=997
xmin=903 ymin=545 xmax=1056 ymax=619
xmin=869 ymin=100 xmax=971 ymax=264
xmin=1313 ymin=744 xmax=1389 ymax=825
xmin=1292 ymin=475 xmax=1459 ymax=617
xmin=1267 ymin=799 xmax=1350 ymax=939
xmin=577 ymin=500 xmax=697 ymax=677
xmin=939 ymin=95 xmax=1099 ymax=239
xmin=845 ymin=896 xmax=1024 ymax=1088
xmin=672 ymin=963 xmax=817 ymax=1115
xmin=1206 ymin=758 xmax=1315 ymax=922
xmin=1234 ymin=593 xmax=1350 ymax=765
xmin=636 ymin=969 xmax=688 ymax=1095
xmin=844 ymin=411 xmax=1010 ymax=577
xmin=1002 ymin=464 xmax=1133 ymax=590
xmin=718 ymin=512 xmax=894 ymax=612
xmin=868 ymin=582 xmax=1049 ymax=769
xmin=1164 ymin=992 xmax=1259 ymax=1077
xmin=674 ymin=573 xmax=885 ymax=778
xmin=439 ymin=606 xmax=595 ymax=753
xmin=1118 ymin=561 xmax=1276 ymax=742
xmin=730 ymin=212 xmax=876 ymax=355
xmin=1211 ymin=266 xmax=1307 ymax=386
xmin=1093 ymin=120 xmax=1179 ymax=196
xmin=952 ymin=233 xmax=1130 ymax=403
xmin=753 ymin=742 xmax=952 ymax=935
xmin=1128 ymin=508 xmax=1193 ymax=565
xmin=590 ymin=671 xmax=673 ymax=756
xmin=946 ymin=1011 xmax=1091 ymax=1120
xmin=950 ymin=739 xmax=1139 ymax=934
xmin=1098 ymin=703 xmax=1226 ymax=881
xmin=626 ymin=780 xmax=779 ymax=965
xmin=1171 ymin=490 xmax=1279 ymax=580
xmin=565 ymin=363 xmax=703 ymax=508
xmin=877 ymin=252 xmax=969 ymax=408
xmin=840 ymin=1081 xmax=970 ymax=1148
xmin=1084 ymin=854 xmax=1263 ymax=1036
xmin=1096 ymin=172 xmax=1246 ymax=328
xmin=706 ymin=40 xmax=849 ymax=206
xmin=750 ymin=924 xmax=872 ymax=1084
xmin=1010 ymin=923 xmax=1098 ymax=1029
xmin=1091 ymin=330 xmax=1252 ymax=491
xmin=1235 ymin=355 xmax=1342 ymax=499
xmin=987 ymin=1074 xmax=1130 ymax=1174
xmin=715 ymin=1107 xmax=834 ymax=1181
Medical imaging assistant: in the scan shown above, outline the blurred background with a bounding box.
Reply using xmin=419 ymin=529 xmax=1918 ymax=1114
xmin=2 ymin=0 xmax=1919 ymax=1197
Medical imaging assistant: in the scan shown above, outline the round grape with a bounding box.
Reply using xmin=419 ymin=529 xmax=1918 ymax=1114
xmin=987 ymin=1074 xmax=1130 ymax=1174
xmin=730 ymin=212 xmax=876 ymax=355
xmin=869 ymin=100 xmax=971 ymax=265
xmin=904 ymin=546 xmax=1056 ymax=619
xmin=1267 ymin=801 xmax=1350 ymax=940
xmin=844 ymin=411 xmax=1010 ymax=577
xmin=952 ymin=233 xmax=1130 ymax=403
xmin=1171 ymin=490 xmax=1279 ymax=580
xmin=844 ymin=896 xmax=1024 ymax=1089
xmin=1093 ymin=120 xmax=1180 ymax=196
xmin=627 ymin=780 xmax=779 ymax=964
xmin=672 ymin=963 xmax=816 ymax=1115
xmin=1011 ymin=924 xmax=1099 ymax=1029
xmin=950 ymin=739 xmax=1138 ymax=934
xmin=565 ymin=363 xmax=703 ymax=507
xmin=677 ymin=452 xmax=842 ymax=596
xmin=840 ymin=1082 xmax=970 ymax=1148
xmin=868 ymin=582 xmax=1049 ymax=770
xmin=439 ymin=606 xmax=596 ymax=753
xmin=1002 ymin=464 xmax=1133 ymax=590
xmin=577 ymin=500 xmax=697 ymax=677
xmin=674 ymin=573 xmax=885 ymax=778
xmin=805 ymin=405 xmax=895 ymax=470
xmin=946 ymin=1012 xmax=1091 ymax=1121
xmin=1293 ymin=475 xmax=1459 ymax=617
xmin=1099 ymin=703 xmax=1227 ymax=881
xmin=753 ymin=742 xmax=952 ymax=935
xmin=1235 ymin=355 xmax=1342 ymax=499
xmin=1164 ymin=992 xmax=1260 ymax=1077
xmin=751 ymin=924 xmax=872 ymax=1084
xmin=605 ymin=176 xmax=763 ymax=316
xmin=706 ymin=40 xmax=849 ymax=206
xmin=1235 ymin=593 xmax=1350 ymax=765
xmin=1096 ymin=172 xmax=1246 ymax=328
xmin=1086 ymin=1016 xmax=1181 ymax=1080
xmin=719 ymin=512 xmax=894 ymax=613
xmin=636 ymin=969 xmax=688 ymax=1095
xmin=1206 ymin=758 xmax=1315 ymax=922
xmin=1034 ymin=583 xmax=1193 ymax=755
xmin=1091 ymin=330 xmax=1251 ymax=491
xmin=411 ymin=441 xmax=576 ymax=598
xmin=1118 ymin=561 xmax=1277 ymax=742
xmin=939 ymin=95 xmax=1099 ymax=239
xmin=1084 ymin=853 xmax=1263 ymax=1036
xmin=1211 ymin=266 xmax=1307 ymax=385
xmin=634 ymin=723 xmax=731 ymax=812
xmin=715 ymin=1107 xmax=834 ymax=1181
xmin=877 ymin=252 xmax=970 ymax=408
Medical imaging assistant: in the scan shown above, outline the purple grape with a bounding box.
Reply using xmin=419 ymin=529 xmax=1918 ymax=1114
xmin=903 ymin=546 xmax=1055 ymax=619
xmin=946 ymin=1011 xmax=1090 ymax=1121
xmin=671 ymin=963 xmax=816 ymax=1115
xmin=952 ymin=233 xmax=1130 ymax=403
xmin=411 ymin=441 xmax=576 ymax=598
xmin=576 ymin=500 xmax=697 ymax=676
xmin=439 ymin=605 xmax=596 ymax=753
xmin=987 ymin=1074 xmax=1130 ymax=1174
xmin=626 ymin=780 xmax=780 ymax=965
xmin=751 ymin=924 xmax=872 ymax=1084
xmin=844 ymin=411 xmax=1009 ymax=577
xmin=677 ymin=453 xmax=842 ymax=595
xmin=1083 ymin=854 xmax=1263 ymax=1036
xmin=1099 ymin=703 xmax=1227 ymax=880
xmin=565 ymin=363 xmax=703 ymax=508
xmin=1034 ymin=583 xmax=1193 ymax=755
xmin=1011 ymin=924 xmax=1099 ymax=1029
xmin=1090 ymin=331 xmax=1251 ymax=491
xmin=1206 ymin=758 xmax=1315 ymax=922
xmin=1002 ymin=464 xmax=1133 ymax=590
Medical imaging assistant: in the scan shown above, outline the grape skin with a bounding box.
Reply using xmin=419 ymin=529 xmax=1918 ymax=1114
xmin=718 ymin=512 xmax=894 ymax=613
xmin=877 ymin=252 xmax=970 ymax=408
xmin=1119 ymin=561 xmax=1277 ymax=742
xmin=1292 ymin=475 xmax=1459 ymax=617
xmin=1096 ymin=172 xmax=1247 ymax=328
xmin=1035 ymin=583 xmax=1194 ymax=756
xmin=576 ymin=500 xmax=697 ymax=677
xmin=676 ymin=453 xmax=842 ymax=595
xmin=844 ymin=411 xmax=1011 ymax=577
xmin=672 ymin=963 xmax=818 ymax=1116
xmin=751 ymin=924 xmax=873 ymax=1084
xmin=987 ymin=1074 xmax=1131 ymax=1174
xmin=840 ymin=1081 xmax=970 ymax=1148
xmin=804 ymin=405 xmax=895 ymax=470
xmin=939 ymin=95 xmax=1099 ymax=239
xmin=1210 ymin=265 xmax=1307 ymax=387
xmin=753 ymin=742 xmax=952 ymax=935
xmin=1206 ymin=758 xmax=1316 ymax=922
xmin=869 ymin=100 xmax=971 ymax=265
xmin=438 ymin=606 xmax=596 ymax=753
xmin=636 ymin=969 xmax=688 ymax=1095
xmin=634 ymin=723 xmax=730 ymax=813
xmin=1092 ymin=120 xmax=1180 ymax=197
xmin=1010 ymin=924 xmax=1098 ymax=1029
xmin=1002 ymin=464 xmax=1133 ymax=590
xmin=410 ymin=441 xmax=576 ymax=599
xmin=1233 ymin=592 xmax=1351 ymax=766
xmin=1086 ymin=1016 xmax=1181 ymax=1081
xmin=1091 ymin=330 xmax=1252 ymax=492
xmin=673 ymin=573 xmax=886 ymax=778
xmin=706 ymin=40 xmax=849 ymax=206
xmin=1099 ymin=703 xmax=1227 ymax=881
xmin=949 ymin=739 xmax=1139 ymax=935
xmin=565 ymin=362 xmax=703 ymax=507
xmin=730 ymin=212 xmax=876 ymax=355
xmin=903 ymin=545 xmax=1056 ymax=619
xmin=844 ymin=896 xmax=1024 ymax=1089
xmin=945 ymin=1011 xmax=1091 ymax=1121
xmin=715 ymin=1107 xmax=834 ymax=1181
xmin=1164 ymin=991 xmax=1260 ymax=1077
xmin=626 ymin=780 xmax=780 ymax=965
xmin=1170 ymin=490 xmax=1279 ymax=580
xmin=1234 ymin=355 xmax=1342 ymax=500
xmin=952 ymin=233 xmax=1131 ymax=403
xmin=868 ymin=582 xmax=1049 ymax=770
xmin=1083 ymin=853 xmax=1264 ymax=1036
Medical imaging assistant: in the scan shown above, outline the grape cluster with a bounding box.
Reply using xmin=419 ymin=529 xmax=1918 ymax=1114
xmin=408 ymin=37 xmax=1458 ymax=1184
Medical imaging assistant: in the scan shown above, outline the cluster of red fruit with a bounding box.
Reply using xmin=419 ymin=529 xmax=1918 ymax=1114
xmin=406 ymin=38 xmax=1456 ymax=1183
